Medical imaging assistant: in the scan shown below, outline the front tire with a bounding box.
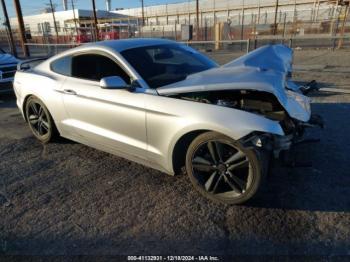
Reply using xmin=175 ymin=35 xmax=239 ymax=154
xmin=25 ymin=96 xmax=57 ymax=144
xmin=185 ymin=131 xmax=263 ymax=205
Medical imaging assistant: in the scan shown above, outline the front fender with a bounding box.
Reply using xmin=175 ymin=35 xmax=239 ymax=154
xmin=165 ymin=106 xmax=284 ymax=174
xmin=146 ymin=94 xmax=284 ymax=174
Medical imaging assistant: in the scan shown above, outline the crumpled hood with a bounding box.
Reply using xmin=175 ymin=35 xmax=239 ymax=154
xmin=157 ymin=65 xmax=310 ymax=122
xmin=0 ymin=54 xmax=19 ymax=66
xmin=158 ymin=66 xmax=287 ymax=103
xmin=223 ymin=44 xmax=293 ymax=74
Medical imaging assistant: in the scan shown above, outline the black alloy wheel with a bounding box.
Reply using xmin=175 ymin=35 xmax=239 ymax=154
xmin=186 ymin=132 xmax=263 ymax=204
xmin=25 ymin=96 xmax=56 ymax=143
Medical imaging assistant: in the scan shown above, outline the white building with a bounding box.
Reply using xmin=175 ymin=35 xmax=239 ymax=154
xmin=10 ymin=9 xmax=124 ymax=37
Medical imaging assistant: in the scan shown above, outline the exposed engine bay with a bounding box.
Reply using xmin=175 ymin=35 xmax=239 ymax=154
xmin=169 ymin=88 xmax=323 ymax=162
xmin=170 ymin=90 xmax=303 ymax=134
xmin=172 ymin=90 xmax=285 ymax=120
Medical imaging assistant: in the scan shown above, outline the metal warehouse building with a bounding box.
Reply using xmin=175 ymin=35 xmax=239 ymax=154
xmin=113 ymin=0 xmax=343 ymax=26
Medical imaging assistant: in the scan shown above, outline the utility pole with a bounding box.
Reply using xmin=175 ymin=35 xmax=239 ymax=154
xmin=315 ymin=0 xmax=320 ymax=22
xmin=273 ymin=0 xmax=279 ymax=35
xmin=141 ymin=0 xmax=145 ymax=26
xmin=257 ymin=0 xmax=261 ymax=24
xmin=196 ymin=0 xmax=199 ymax=40
xmin=49 ymin=0 xmax=59 ymax=43
xmin=240 ymin=0 xmax=245 ymax=40
xmin=91 ymin=0 xmax=99 ymax=41
xmin=13 ymin=0 xmax=29 ymax=57
xmin=1 ymin=0 xmax=17 ymax=56
xmin=338 ymin=3 xmax=349 ymax=49
xmin=71 ymin=0 xmax=78 ymax=35
xmin=330 ymin=0 xmax=339 ymax=36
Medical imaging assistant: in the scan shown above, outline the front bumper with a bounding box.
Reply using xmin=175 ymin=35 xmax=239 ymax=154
xmin=243 ymin=113 xmax=324 ymax=159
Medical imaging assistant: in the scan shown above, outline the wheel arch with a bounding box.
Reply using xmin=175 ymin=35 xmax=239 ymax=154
xmin=168 ymin=113 xmax=282 ymax=175
xmin=22 ymin=94 xmax=34 ymax=122
xmin=170 ymin=126 xmax=246 ymax=175
xmin=171 ymin=129 xmax=209 ymax=175
xmin=22 ymin=94 xmax=47 ymax=122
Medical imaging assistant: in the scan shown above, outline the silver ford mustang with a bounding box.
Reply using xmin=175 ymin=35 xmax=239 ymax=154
xmin=13 ymin=38 xmax=321 ymax=204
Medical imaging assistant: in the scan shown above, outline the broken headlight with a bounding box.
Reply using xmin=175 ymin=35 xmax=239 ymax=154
xmin=286 ymin=90 xmax=311 ymax=115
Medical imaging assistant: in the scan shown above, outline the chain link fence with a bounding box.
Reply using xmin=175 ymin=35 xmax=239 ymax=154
xmin=0 ymin=0 xmax=349 ymax=57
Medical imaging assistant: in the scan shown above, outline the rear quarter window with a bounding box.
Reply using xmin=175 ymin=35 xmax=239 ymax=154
xmin=50 ymin=56 xmax=71 ymax=76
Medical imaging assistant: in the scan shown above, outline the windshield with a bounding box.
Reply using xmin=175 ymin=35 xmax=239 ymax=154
xmin=121 ymin=44 xmax=218 ymax=88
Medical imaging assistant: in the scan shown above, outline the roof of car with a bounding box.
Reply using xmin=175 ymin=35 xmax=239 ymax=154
xmin=37 ymin=38 xmax=178 ymax=70
xmin=83 ymin=38 xmax=176 ymax=52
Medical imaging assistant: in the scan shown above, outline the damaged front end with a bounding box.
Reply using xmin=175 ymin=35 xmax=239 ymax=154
xmin=239 ymin=112 xmax=323 ymax=163
xmin=157 ymin=44 xmax=323 ymax=164
xmin=167 ymin=88 xmax=323 ymax=161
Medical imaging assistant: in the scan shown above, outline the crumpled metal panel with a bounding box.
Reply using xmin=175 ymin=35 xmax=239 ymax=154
xmin=157 ymin=44 xmax=311 ymax=122
xmin=224 ymin=44 xmax=293 ymax=75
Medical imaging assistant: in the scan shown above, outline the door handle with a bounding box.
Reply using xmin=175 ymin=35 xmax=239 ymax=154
xmin=63 ymin=89 xmax=77 ymax=95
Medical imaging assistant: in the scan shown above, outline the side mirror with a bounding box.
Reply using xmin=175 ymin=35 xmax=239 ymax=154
xmin=100 ymin=76 xmax=128 ymax=89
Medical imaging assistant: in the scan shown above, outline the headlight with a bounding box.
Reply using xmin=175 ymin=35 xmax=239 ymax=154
xmin=286 ymin=90 xmax=311 ymax=114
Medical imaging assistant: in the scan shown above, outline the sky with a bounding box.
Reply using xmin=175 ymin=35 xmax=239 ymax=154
xmin=1 ymin=0 xmax=187 ymax=18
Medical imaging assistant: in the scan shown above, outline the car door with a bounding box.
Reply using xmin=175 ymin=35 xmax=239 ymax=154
xmin=61 ymin=51 xmax=148 ymax=159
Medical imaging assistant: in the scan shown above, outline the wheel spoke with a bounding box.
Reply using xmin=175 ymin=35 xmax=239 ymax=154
xmin=38 ymin=106 xmax=44 ymax=117
xmin=224 ymin=174 xmax=242 ymax=194
xmin=37 ymin=121 xmax=43 ymax=135
xmin=227 ymin=158 xmax=248 ymax=171
xmin=193 ymin=164 xmax=215 ymax=172
xmin=193 ymin=156 xmax=213 ymax=166
xmin=214 ymin=141 xmax=224 ymax=162
xmin=211 ymin=174 xmax=222 ymax=194
xmin=225 ymin=150 xmax=245 ymax=165
xmin=207 ymin=141 xmax=218 ymax=164
xmin=204 ymin=171 xmax=217 ymax=191
xmin=227 ymin=171 xmax=246 ymax=191
xmin=41 ymin=120 xmax=49 ymax=131
xmin=30 ymin=103 xmax=39 ymax=115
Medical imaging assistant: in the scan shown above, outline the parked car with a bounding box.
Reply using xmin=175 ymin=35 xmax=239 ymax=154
xmin=0 ymin=48 xmax=19 ymax=93
xmin=13 ymin=39 xmax=322 ymax=204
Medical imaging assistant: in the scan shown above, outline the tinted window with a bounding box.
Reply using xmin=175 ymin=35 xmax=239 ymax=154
xmin=71 ymin=54 xmax=130 ymax=83
xmin=121 ymin=44 xmax=217 ymax=88
xmin=51 ymin=56 xmax=71 ymax=76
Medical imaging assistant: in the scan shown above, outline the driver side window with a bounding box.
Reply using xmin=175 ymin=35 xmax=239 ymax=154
xmin=71 ymin=54 xmax=131 ymax=84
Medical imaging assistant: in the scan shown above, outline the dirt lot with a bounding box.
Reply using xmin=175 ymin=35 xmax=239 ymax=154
xmin=0 ymin=49 xmax=349 ymax=257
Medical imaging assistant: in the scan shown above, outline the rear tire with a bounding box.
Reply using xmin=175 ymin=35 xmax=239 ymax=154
xmin=185 ymin=131 xmax=263 ymax=205
xmin=25 ymin=96 xmax=57 ymax=144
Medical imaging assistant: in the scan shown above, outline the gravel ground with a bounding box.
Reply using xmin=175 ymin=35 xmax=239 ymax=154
xmin=0 ymin=49 xmax=349 ymax=258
